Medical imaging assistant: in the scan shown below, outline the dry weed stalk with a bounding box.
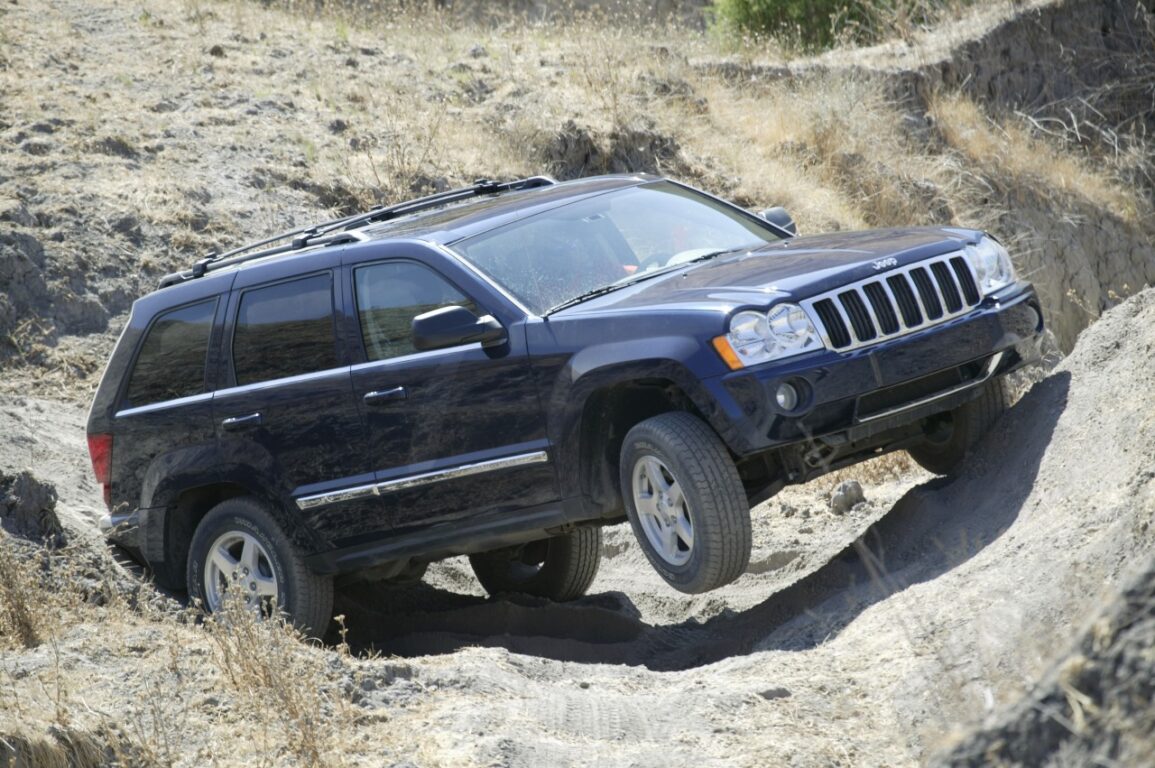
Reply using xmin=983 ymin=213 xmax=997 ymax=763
xmin=0 ymin=534 xmax=48 ymax=649
xmin=203 ymin=591 xmax=359 ymax=767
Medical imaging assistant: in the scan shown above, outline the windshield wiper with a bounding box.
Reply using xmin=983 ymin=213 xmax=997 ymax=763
xmin=544 ymin=246 xmax=756 ymax=315
xmin=545 ymin=283 xmax=630 ymax=315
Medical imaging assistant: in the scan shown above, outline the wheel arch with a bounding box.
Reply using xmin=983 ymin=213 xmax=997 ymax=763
xmin=574 ymin=375 xmax=709 ymax=519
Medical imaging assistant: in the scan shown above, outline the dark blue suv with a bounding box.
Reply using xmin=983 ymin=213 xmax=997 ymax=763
xmin=87 ymin=174 xmax=1044 ymax=636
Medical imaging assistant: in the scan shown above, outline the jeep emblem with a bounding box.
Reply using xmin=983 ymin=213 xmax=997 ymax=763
xmin=872 ymin=257 xmax=898 ymax=271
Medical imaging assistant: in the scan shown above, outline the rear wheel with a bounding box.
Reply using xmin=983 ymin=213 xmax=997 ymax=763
xmin=187 ymin=497 xmax=333 ymax=638
xmin=470 ymin=527 xmax=602 ymax=602
xmin=620 ymin=412 xmax=751 ymax=594
xmin=908 ymin=378 xmax=1010 ymax=475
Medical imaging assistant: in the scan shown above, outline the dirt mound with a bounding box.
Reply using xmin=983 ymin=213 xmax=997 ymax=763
xmin=0 ymin=471 xmax=64 ymax=546
xmin=537 ymin=119 xmax=692 ymax=180
xmin=932 ymin=553 xmax=1155 ymax=766
xmin=909 ymin=0 xmax=1155 ymax=152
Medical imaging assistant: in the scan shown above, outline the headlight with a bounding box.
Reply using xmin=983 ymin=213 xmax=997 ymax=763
xmin=712 ymin=303 xmax=824 ymax=370
xmin=965 ymin=236 xmax=1016 ymax=296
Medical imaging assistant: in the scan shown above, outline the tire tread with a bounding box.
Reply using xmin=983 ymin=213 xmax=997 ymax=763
xmin=621 ymin=411 xmax=751 ymax=593
xmin=187 ymin=497 xmax=333 ymax=638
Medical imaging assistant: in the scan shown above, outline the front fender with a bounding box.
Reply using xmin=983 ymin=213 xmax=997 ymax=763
xmin=541 ymin=335 xmax=743 ymax=499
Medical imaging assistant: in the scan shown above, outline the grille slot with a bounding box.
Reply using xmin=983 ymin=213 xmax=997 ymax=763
xmin=931 ymin=261 xmax=963 ymax=312
xmin=863 ymin=283 xmax=900 ymax=335
xmin=802 ymin=252 xmax=981 ymax=351
xmin=887 ymin=275 xmax=922 ymax=326
xmin=910 ymin=267 xmax=943 ymax=320
xmin=813 ymin=299 xmax=851 ymax=348
xmin=950 ymin=256 xmax=981 ymax=305
xmin=839 ymin=290 xmax=876 ymax=342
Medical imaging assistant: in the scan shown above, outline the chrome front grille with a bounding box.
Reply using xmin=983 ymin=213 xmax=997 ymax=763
xmin=802 ymin=253 xmax=981 ymax=351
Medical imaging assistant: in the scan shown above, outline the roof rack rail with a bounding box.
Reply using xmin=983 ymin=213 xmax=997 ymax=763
xmin=158 ymin=175 xmax=556 ymax=289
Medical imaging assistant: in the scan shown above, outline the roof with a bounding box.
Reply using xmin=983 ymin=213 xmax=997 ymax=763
xmin=158 ymin=174 xmax=655 ymax=289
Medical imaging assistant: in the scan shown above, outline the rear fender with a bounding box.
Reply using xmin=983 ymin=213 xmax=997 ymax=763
xmin=140 ymin=443 xmax=329 ymax=561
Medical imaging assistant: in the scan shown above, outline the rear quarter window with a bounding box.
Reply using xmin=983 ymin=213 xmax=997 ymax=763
xmin=124 ymin=298 xmax=217 ymax=409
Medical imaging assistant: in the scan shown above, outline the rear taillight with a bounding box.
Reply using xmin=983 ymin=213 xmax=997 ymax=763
xmin=87 ymin=433 xmax=113 ymax=508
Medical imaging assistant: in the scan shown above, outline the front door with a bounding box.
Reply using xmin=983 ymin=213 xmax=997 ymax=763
xmin=347 ymin=259 xmax=557 ymax=536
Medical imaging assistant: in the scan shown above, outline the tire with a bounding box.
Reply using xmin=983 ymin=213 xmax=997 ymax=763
xmin=619 ymin=412 xmax=751 ymax=594
xmin=908 ymin=377 xmax=1010 ymax=475
xmin=469 ymin=527 xmax=602 ymax=602
xmin=186 ymin=497 xmax=333 ymax=639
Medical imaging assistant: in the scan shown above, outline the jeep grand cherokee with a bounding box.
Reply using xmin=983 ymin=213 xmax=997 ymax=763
xmin=87 ymin=174 xmax=1044 ymax=636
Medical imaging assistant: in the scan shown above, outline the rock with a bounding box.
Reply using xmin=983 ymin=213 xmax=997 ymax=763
xmin=0 ymin=198 xmax=35 ymax=227
xmin=758 ymin=687 xmax=792 ymax=700
xmin=90 ymin=136 xmax=139 ymax=159
xmin=830 ymin=480 xmax=865 ymax=515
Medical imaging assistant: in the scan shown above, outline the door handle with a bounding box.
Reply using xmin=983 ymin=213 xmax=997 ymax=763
xmin=221 ymin=412 xmax=262 ymax=431
xmin=363 ymin=386 xmax=407 ymax=405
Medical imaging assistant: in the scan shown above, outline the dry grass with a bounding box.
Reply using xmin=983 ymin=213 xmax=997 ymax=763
xmin=0 ymin=532 xmax=410 ymax=767
xmin=931 ymin=93 xmax=1145 ymax=224
xmin=0 ymin=534 xmax=46 ymax=648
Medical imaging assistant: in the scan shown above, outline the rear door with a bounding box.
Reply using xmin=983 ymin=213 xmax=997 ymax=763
xmin=212 ymin=270 xmax=375 ymax=547
xmin=347 ymin=258 xmax=557 ymax=534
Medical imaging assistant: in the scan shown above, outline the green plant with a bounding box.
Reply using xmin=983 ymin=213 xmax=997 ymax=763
xmin=710 ymin=0 xmax=971 ymax=50
xmin=711 ymin=0 xmax=863 ymax=50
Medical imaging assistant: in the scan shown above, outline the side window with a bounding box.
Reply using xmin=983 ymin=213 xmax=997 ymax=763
xmin=125 ymin=298 xmax=216 ymax=408
xmin=354 ymin=262 xmax=477 ymax=362
xmin=233 ymin=273 xmax=338 ymax=386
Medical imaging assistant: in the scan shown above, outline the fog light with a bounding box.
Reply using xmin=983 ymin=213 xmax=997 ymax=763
xmin=775 ymin=381 xmax=799 ymax=411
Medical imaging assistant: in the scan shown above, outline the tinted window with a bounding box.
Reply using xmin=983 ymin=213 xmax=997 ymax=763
xmin=233 ymin=273 xmax=338 ymax=385
xmin=355 ymin=262 xmax=477 ymax=362
xmin=125 ymin=299 xmax=216 ymax=408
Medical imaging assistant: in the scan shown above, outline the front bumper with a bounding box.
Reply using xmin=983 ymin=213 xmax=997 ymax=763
xmin=703 ymin=283 xmax=1044 ymax=456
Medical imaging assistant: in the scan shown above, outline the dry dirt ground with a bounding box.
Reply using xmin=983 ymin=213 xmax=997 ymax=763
xmin=2 ymin=0 xmax=1155 ymax=765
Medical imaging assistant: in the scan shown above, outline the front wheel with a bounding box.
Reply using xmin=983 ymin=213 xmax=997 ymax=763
xmin=620 ymin=412 xmax=751 ymax=594
xmin=470 ymin=527 xmax=602 ymax=602
xmin=187 ymin=497 xmax=333 ymax=639
xmin=908 ymin=378 xmax=1010 ymax=475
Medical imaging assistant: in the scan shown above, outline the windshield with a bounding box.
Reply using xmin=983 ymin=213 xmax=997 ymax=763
xmin=449 ymin=180 xmax=785 ymax=315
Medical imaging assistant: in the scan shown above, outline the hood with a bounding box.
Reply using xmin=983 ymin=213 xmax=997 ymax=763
xmin=562 ymin=226 xmax=982 ymax=315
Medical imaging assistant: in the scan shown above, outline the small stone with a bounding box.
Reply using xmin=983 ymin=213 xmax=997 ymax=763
xmin=830 ymin=479 xmax=865 ymax=515
xmin=758 ymin=687 xmax=792 ymax=700
xmin=208 ymin=44 xmax=225 ymax=58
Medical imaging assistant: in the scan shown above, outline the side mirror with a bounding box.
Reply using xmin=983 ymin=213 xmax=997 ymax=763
xmin=759 ymin=206 xmax=797 ymax=236
xmin=412 ymin=305 xmax=507 ymax=351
